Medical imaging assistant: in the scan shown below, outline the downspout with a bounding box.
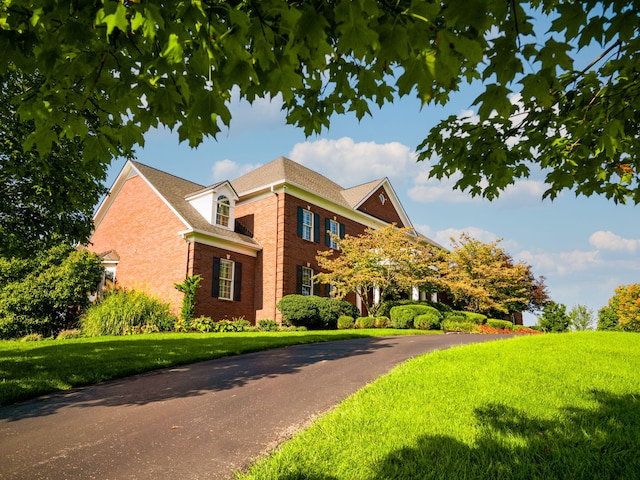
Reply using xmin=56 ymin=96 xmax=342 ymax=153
xmin=271 ymin=185 xmax=280 ymax=322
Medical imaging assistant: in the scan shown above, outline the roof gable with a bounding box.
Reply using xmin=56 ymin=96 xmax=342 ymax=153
xmin=94 ymin=161 xmax=260 ymax=251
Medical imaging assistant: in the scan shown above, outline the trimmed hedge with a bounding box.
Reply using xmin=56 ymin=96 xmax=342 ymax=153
xmin=355 ymin=316 xmax=376 ymax=329
xmin=277 ymin=295 xmax=360 ymax=330
xmin=337 ymin=315 xmax=355 ymax=329
xmin=377 ymin=298 xmax=450 ymax=318
xmin=487 ymin=319 xmax=513 ymax=330
xmin=414 ymin=311 xmax=442 ymax=330
xmin=390 ymin=305 xmax=442 ymax=329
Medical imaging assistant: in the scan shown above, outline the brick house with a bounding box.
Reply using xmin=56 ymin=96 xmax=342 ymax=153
xmin=88 ymin=157 xmax=442 ymax=323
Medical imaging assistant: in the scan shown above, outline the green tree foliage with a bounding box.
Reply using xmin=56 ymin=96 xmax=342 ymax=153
xmin=0 ymin=72 xmax=118 ymax=257
xmin=2 ymin=0 xmax=637 ymax=209
xmin=538 ymin=302 xmax=571 ymax=333
xmin=568 ymin=304 xmax=595 ymax=331
xmin=603 ymin=284 xmax=640 ymax=332
xmin=316 ymin=225 xmax=446 ymax=316
xmin=597 ymin=305 xmax=620 ymax=331
xmin=443 ymin=234 xmax=548 ymax=317
xmin=0 ymin=244 xmax=103 ymax=338
xmin=174 ymin=274 xmax=202 ymax=323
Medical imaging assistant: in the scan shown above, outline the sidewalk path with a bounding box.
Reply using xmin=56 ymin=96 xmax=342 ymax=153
xmin=0 ymin=334 xmax=510 ymax=479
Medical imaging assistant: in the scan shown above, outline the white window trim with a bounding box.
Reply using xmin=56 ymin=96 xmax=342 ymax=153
xmin=216 ymin=195 xmax=231 ymax=228
xmin=302 ymin=210 xmax=313 ymax=241
xmin=301 ymin=266 xmax=313 ymax=296
xmin=328 ymin=219 xmax=339 ymax=249
xmin=219 ymin=258 xmax=234 ymax=300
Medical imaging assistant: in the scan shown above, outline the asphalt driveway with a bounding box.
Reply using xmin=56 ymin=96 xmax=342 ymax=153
xmin=0 ymin=334 xmax=510 ymax=479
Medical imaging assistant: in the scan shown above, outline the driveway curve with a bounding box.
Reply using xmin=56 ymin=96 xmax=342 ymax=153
xmin=0 ymin=334 xmax=510 ymax=479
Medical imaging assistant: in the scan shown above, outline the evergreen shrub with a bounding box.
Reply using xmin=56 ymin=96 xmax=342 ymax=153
xmin=487 ymin=319 xmax=513 ymax=330
xmin=337 ymin=315 xmax=355 ymax=329
xmin=355 ymin=316 xmax=376 ymax=329
xmin=413 ymin=310 xmax=442 ymax=330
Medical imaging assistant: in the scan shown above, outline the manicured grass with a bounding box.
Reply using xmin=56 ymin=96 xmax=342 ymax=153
xmin=238 ymin=332 xmax=640 ymax=480
xmin=0 ymin=329 xmax=438 ymax=406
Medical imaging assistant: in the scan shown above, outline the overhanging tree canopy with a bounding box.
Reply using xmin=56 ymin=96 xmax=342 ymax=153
xmin=1 ymin=0 xmax=638 ymax=205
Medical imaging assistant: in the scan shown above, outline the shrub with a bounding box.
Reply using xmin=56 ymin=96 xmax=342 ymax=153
xmin=487 ymin=319 xmax=513 ymax=330
xmin=174 ymin=275 xmax=202 ymax=323
xmin=230 ymin=317 xmax=251 ymax=331
xmin=257 ymin=319 xmax=279 ymax=331
xmin=81 ymin=289 xmax=176 ymax=336
xmin=0 ymin=245 xmax=104 ymax=339
xmin=444 ymin=311 xmax=467 ymax=323
xmin=277 ymin=294 xmax=359 ymax=329
xmin=20 ymin=333 xmax=44 ymax=342
xmin=277 ymin=295 xmax=321 ymax=328
xmin=413 ymin=311 xmax=442 ymax=330
xmin=462 ymin=311 xmax=487 ymax=324
xmin=377 ymin=299 xmax=450 ymax=318
xmin=441 ymin=320 xmax=479 ymax=333
xmin=337 ymin=315 xmax=355 ymax=329
xmin=390 ymin=305 xmax=441 ymax=329
xmin=355 ymin=316 xmax=376 ymax=329
xmin=56 ymin=329 xmax=83 ymax=340
xmin=190 ymin=316 xmax=216 ymax=333
xmin=375 ymin=316 xmax=391 ymax=328
xmin=317 ymin=298 xmax=359 ymax=329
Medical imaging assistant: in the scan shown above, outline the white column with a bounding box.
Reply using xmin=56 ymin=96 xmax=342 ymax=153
xmin=412 ymin=286 xmax=419 ymax=301
xmin=431 ymin=292 xmax=438 ymax=302
xmin=373 ymin=285 xmax=380 ymax=305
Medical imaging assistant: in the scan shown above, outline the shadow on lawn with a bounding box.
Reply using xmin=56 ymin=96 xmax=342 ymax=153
xmin=0 ymin=335 xmax=395 ymax=420
xmin=372 ymin=390 xmax=640 ymax=480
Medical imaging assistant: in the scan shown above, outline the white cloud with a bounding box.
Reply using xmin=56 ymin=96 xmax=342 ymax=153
xmin=289 ymin=137 xmax=420 ymax=186
xmin=589 ymin=231 xmax=640 ymax=253
xmin=515 ymin=249 xmax=601 ymax=276
xmin=224 ymin=88 xmax=286 ymax=135
xmin=418 ymin=226 xmax=500 ymax=249
xmin=212 ymin=159 xmax=262 ymax=180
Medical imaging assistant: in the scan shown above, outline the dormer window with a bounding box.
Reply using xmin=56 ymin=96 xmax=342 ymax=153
xmin=216 ymin=195 xmax=230 ymax=227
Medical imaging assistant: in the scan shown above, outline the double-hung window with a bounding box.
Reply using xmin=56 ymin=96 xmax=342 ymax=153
xmin=216 ymin=196 xmax=230 ymax=227
xmin=302 ymin=210 xmax=313 ymax=241
xmin=212 ymin=257 xmax=242 ymax=301
xmin=218 ymin=259 xmax=234 ymax=300
xmin=328 ymin=219 xmax=339 ymax=249
xmin=301 ymin=266 xmax=314 ymax=296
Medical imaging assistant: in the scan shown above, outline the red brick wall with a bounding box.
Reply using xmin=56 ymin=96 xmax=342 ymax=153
xmin=280 ymin=194 xmax=367 ymax=312
xmin=235 ymin=194 xmax=281 ymax=321
xmin=88 ymin=174 xmax=189 ymax=313
xmin=357 ymin=186 xmax=405 ymax=227
xmin=190 ymin=243 xmax=257 ymax=322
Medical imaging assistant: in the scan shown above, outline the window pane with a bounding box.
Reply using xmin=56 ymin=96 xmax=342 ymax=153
xmin=301 ymin=266 xmax=313 ymax=296
xmin=329 ymin=220 xmax=339 ymax=249
xmin=216 ymin=196 xmax=230 ymax=227
xmin=302 ymin=210 xmax=313 ymax=241
xmin=219 ymin=259 xmax=233 ymax=300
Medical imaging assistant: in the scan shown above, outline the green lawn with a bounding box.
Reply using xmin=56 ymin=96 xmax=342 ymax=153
xmin=238 ymin=331 xmax=640 ymax=480
xmin=0 ymin=329 xmax=437 ymax=406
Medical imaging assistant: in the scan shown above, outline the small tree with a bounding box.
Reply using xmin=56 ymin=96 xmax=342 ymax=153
xmin=606 ymin=284 xmax=640 ymax=332
xmin=443 ymin=234 xmax=548 ymax=317
xmin=0 ymin=244 xmax=103 ymax=338
xmin=315 ymin=225 xmax=446 ymax=317
xmin=537 ymin=302 xmax=570 ymax=333
xmin=568 ymin=304 xmax=594 ymax=331
xmin=174 ymin=275 xmax=202 ymax=323
xmin=597 ymin=305 xmax=619 ymax=331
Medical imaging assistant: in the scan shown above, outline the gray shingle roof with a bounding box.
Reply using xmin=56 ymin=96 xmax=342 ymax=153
xmin=231 ymin=156 xmax=384 ymax=208
xmin=130 ymin=161 xmax=260 ymax=248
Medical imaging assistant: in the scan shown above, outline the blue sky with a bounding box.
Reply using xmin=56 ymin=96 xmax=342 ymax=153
xmin=105 ymin=80 xmax=639 ymax=326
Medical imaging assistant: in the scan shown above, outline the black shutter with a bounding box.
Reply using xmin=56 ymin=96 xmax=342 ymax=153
xmin=212 ymin=257 xmax=220 ymax=297
xmin=233 ymin=262 xmax=242 ymax=301
xmin=314 ymin=213 xmax=320 ymax=243
xmin=296 ymin=265 xmax=303 ymax=294
xmin=297 ymin=206 xmax=303 ymax=238
xmin=339 ymin=222 xmax=346 ymax=239
xmin=325 ymin=217 xmax=331 ymax=246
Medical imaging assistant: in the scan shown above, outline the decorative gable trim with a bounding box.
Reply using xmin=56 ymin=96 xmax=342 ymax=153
xmin=352 ymin=179 xmax=415 ymax=233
